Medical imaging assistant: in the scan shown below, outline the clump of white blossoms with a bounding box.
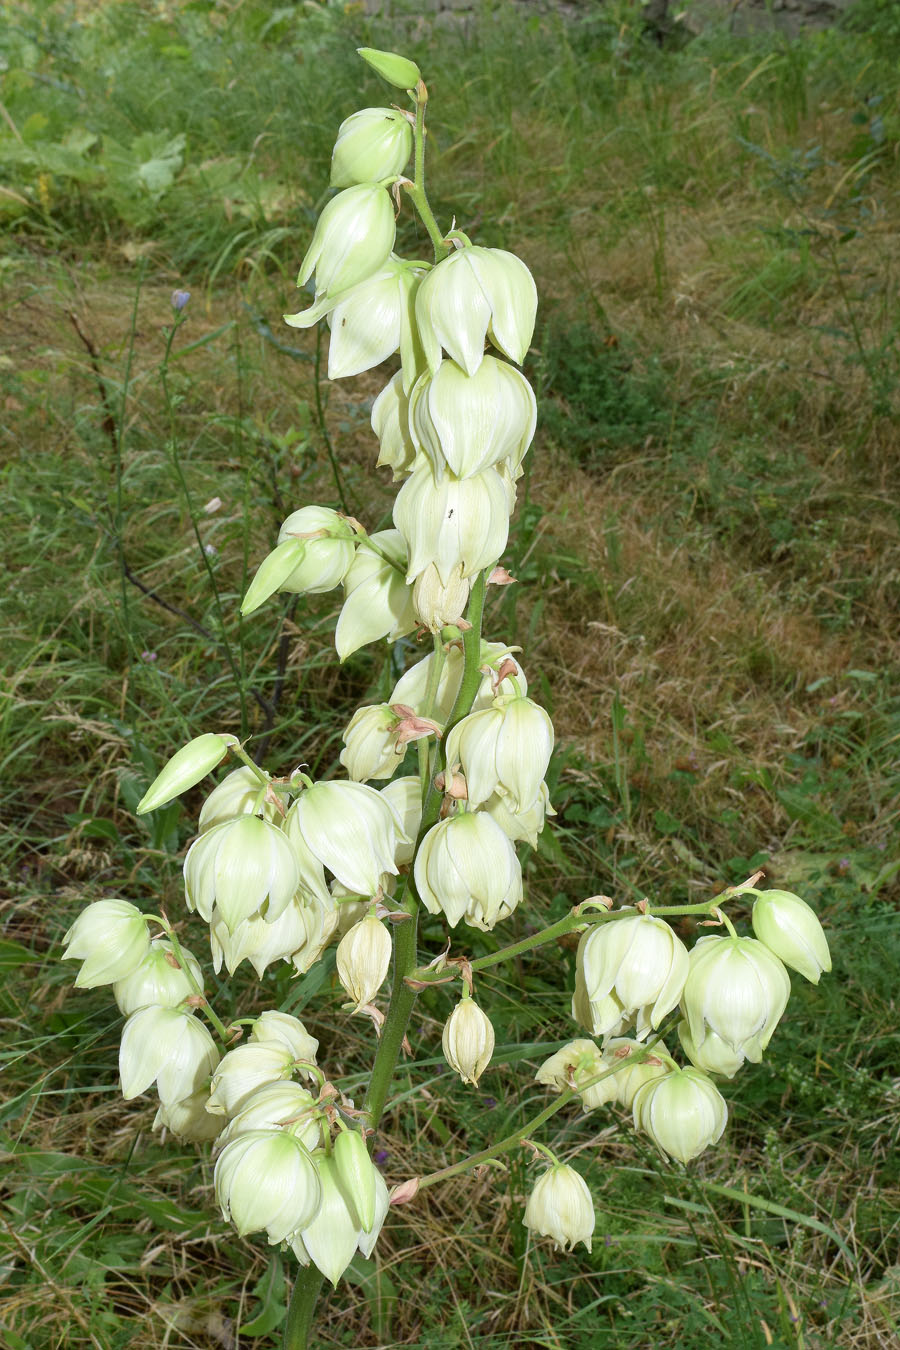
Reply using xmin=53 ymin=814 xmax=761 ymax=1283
xmin=58 ymin=44 xmax=832 ymax=1345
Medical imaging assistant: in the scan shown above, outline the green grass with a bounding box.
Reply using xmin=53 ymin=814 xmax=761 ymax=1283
xmin=2 ymin=1 xmax=900 ymax=1346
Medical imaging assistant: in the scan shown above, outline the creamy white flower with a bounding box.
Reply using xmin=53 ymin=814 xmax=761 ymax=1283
xmin=215 ymin=1129 xmax=322 ymax=1243
xmin=330 ymin=107 xmax=413 ymax=188
xmin=677 ymin=1020 xmax=745 ymax=1078
xmin=340 ymin=705 xmax=405 ymax=782
xmin=199 ymin=766 xmax=283 ymax=833
xmin=62 ymin=898 xmax=150 ymax=990
xmin=408 ymin=356 xmax=536 ymax=481
xmin=483 ymin=782 xmax=555 ymax=849
xmin=524 ymin=1163 xmax=594 ymax=1253
xmin=442 ymin=998 xmax=495 ymax=1085
xmin=216 ymin=1080 xmax=324 ymax=1153
xmin=285 ymin=780 xmax=402 ymax=896
xmin=356 ymin=1166 xmax=390 ymax=1259
xmin=574 ymin=914 xmax=689 ymax=1040
xmin=632 ymin=1067 xmax=728 ymax=1164
xmin=372 ymin=371 xmax=418 ymax=477
xmin=296 ymin=1155 xmax=362 ymax=1286
xmin=183 ymin=815 xmax=300 ymax=931
xmin=535 ymin=1037 xmax=670 ymax=1111
xmin=415 ymin=245 xmax=538 ymax=375
xmin=250 ymin=1011 xmax=319 ymax=1063
xmin=153 ymin=1089 xmax=223 ymax=1143
xmin=296 ymin=184 xmax=395 ymax=296
xmin=242 ymin=506 xmax=356 ymax=615
xmin=136 ymin=732 xmax=238 ymax=814
xmin=209 ymin=891 xmax=337 ymax=978
xmin=412 ymin=562 xmax=471 ymax=632
xmin=444 ymin=694 xmax=553 ymax=811
xmin=751 ymin=890 xmax=831 ymax=985
xmin=414 ymin=811 xmax=522 ymax=930
xmin=336 ymin=915 xmax=392 ymax=1010
xmin=112 ymin=938 xmax=202 ymax=1016
xmin=681 ymin=935 xmax=790 ymax=1063
xmin=207 ymin=1042 xmax=300 ymax=1117
xmin=335 ymin=528 xmax=417 ymax=661
xmin=119 ymin=1006 xmax=220 ymax=1105
xmin=393 ymin=462 xmax=511 ymax=585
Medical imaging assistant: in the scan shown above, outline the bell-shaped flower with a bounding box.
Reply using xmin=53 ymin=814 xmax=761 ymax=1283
xmin=209 ymin=891 xmax=337 ymax=978
xmin=393 ymin=462 xmax=510 ymax=586
xmin=681 ymin=935 xmax=790 ymax=1063
xmin=575 ymin=914 xmax=689 ymax=1040
xmin=296 ymin=184 xmax=395 ymax=296
xmin=536 ymin=1039 xmax=604 ymax=1093
xmin=215 ymin=1129 xmax=322 ymax=1243
xmin=372 ymin=371 xmax=418 ymax=476
xmin=751 ymin=889 xmax=831 ymax=985
xmin=119 ymin=1006 xmax=220 ymax=1105
xmin=408 ymin=356 xmax=536 ymax=480
xmin=415 ymin=245 xmax=538 ymax=375
xmin=62 ymin=898 xmax=150 ymax=989
xmin=217 ymin=1081 xmax=324 ymax=1153
xmin=113 ymin=938 xmax=202 ymax=1017
xmin=583 ymin=1038 xmax=671 ymax=1110
xmin=183 ymin=815 xmax=300 ymax=931
xmin=336 ymin=914 xmax=392 ymax=1011
xmin=632 ymin=1066 xmax=728 ymax=1164
xmin=296 ymin=1155 xmax=362 ymax=1286
xmin=483 ymin=782 xmax=555 ymax=849
xmin=442 ymin=996 xmax=495 ymax=1085
xmin=136 ymin=732 xmax=238 ymax=814
xmin=330 ymin=107 xmax=413 ymax=188
xmin=153 ymin=1089 xmax=223 ymax=1143
xmin=445 ymin=693 xmax=553 ymax=811
xmin=250 ymin=1011 xmax=319 ymax=1063
xmin=524 ymin=1163 xmax=594 ymax=1253
xmin=335 ymin=528 xmax=417 ymax=662
xmin=391 ymin=640 xmax=526 ymax=724
xmin=199 ymin=766 xmax=283 ymax=833
xmin=677 ymin=1020 xmax=745 ymax=1079
xmin=207 ymin=1041 xmax=306 ymax=1117
xmin=285 ymin=780 xmax=402 ymax=897
xmin=379 ymin=775 xmax=422 ymax=866
xmin=242 ymin=506 xmax=356 ymax=616
xmin=334 ymin=1129 xmax=379 ymax=1233
xmin=414 ymin=811 xmax=522 ymax=930
xmin=340 ymin=705 xmax=405 ymax=782
xmin=412 ymin=562 xmax=471 ymax=632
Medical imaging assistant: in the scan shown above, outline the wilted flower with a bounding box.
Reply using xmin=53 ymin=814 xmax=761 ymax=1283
xmin=751 ymin=889 xmax=831 ymax=984
xmin=112 ymin=938 xmax=202 ymax=1016
xmin=62 ymin=898 xmax=150 ymax=989
xmin=573 ymin=914 xmax=689 ymax=1040
xmin=330 ymin=107 xmax=413 ymax=188
xmin=524 ymin=1163 xmax=594 ymax=1253
xmin=336 ymin=914 xmax=393 ymax=1010
xmin=415 ymin=245 xmax=537 ymax=375
xmin=680 ymin=935 xmax=790 ymax=1064
xmin=632 ymin=1066 xmax=728 ymax=1164
xmin=414 ymin=811 xmax=522 ymax=930
xmin=215 ymin=1129 xmax=322 ymax=1243
xmin=119 ymin=1006 xmax=220 ymax=1105
xmin=241 ymin=506 xmax=356 ymax=615
xmin=442 ymin=997 xmax=495 ymax=1085
xmin=183 ymin=815 xmax=300 ymax=931
xmin=340 ymin=705 xmax=405 ymax=782
xmin=297 ymin=184 xmax=396 ymax=296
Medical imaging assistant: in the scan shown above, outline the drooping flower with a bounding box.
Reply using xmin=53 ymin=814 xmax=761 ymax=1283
xmin=62 ymin=899 xmax=150 ymax=990
xmin=751 ymin=889 xmax=831 ymax=984
xmin=573 ymin=913 xmax=689 ymax=1040
xmin=414 ymin=244 xmax=538 ymax=375
xmin=330 ymin=107 xmax=413 ymax=188
xmin=442 ymin=997 xmax=495 ymax=1085
xmin=414 ymin=811 xmax=522 ymax=930
xmin=524 ymin=1163 xmax=594 ymax=1253
xmin=296 ymin=184 xmax=396 ymax=296
xmin=680 ymin=935 xmax=790 ymax=1064
xmin=119 ymin=1006 xmax=220 ymax=1105
xmin=215 ymin=1129 xmax=322 ymax=1243
xmin=632 ymin=1066 xmax=728 ymax=1164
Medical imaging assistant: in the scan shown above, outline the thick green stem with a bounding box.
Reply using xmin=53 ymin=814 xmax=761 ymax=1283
xmin=363 ymin=893 xmax=419 ymax=1129
xmin=282 ymin=1264 xmax=325 ymax=1350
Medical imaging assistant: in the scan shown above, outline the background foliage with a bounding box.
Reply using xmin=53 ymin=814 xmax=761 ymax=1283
xmin=1 ymin=0 xmax=898 ymax=1346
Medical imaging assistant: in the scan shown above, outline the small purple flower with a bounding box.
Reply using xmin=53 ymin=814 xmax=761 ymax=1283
xmin=141 ymin=650 xmax=158 ymax=662
xmin=374 ymin=1149 xmax=389 ymax=1166
xmin=482 ymin=1096 xmax=497 ymax=1109
xmin=171 ymin=289 xmax=191 ymax=312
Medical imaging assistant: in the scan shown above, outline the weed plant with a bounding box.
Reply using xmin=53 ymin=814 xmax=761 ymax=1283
xmin=1 ymin=2 xmax=899 ymax=1347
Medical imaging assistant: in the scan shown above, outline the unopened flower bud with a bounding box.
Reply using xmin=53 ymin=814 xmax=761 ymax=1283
xmin=751 ymin=890 xmax=831 ymax=984
xmin=415 ymin=245 xmax=538 ymax=375
xmin=632 ymin=1066 xmax=728 ymax=1164
xmin=681 ymin=935 xmax=790 ymax=1064
xmin=409 ymin=356 xmax=536 ymax=479
xmin=330 ymin=107 xmax=413 ymax=187
xmin=153 ymin=1089 xmax=222 ymax=1142
xmin=336 ymin=914 xmax=392 ymax=1010
xmin=357 ymin=46 xmax=420 ymax=88
xmin=215 ymin=1129 xmax=321 ymax=1243
xmin=285 ymin=780 xmax=402 ymax=896
xmin=334 ymin=1128 xmax=379 ymax=1232
xmin=113 ymin=938 xmax=202 ymax=1016
xmin=217 ymin=1080 xmax=324 ymax=1153
xmin=62 ymin=899 xmax=151 ymax=989
xmin=335 ymin=528 xmax=417 ymax=661
xmin=183 ymin=815 xmax=300 ymax=931
xmin=412 ymin=562 xmax=471 ymax=631
xmin=574 ymin=914 xmax=688 ymax=1040
xmin=242 ymin=506 xmax=356 ymax=615
xmin=340 ymin=705 xmax=405 ymax=782
xmin=394 ymin=463 xmax=511 ymax=585
xmin=442 ymin=997 xmax=495 ymax=1085
xmin=297 ymin=184 xmax=395 ymax=296
xmin=199 ymin=766 xmax=282 ymax=833
xmin=524 ymin=1163 xmax=594 ymax=1253
xmin=119 ymin=1006 xmax=220 ymax=1104
xmin=416 ymin=811 xmax=522 ymax=930
xmin=136 ymin=733 xmax=238 ymax=814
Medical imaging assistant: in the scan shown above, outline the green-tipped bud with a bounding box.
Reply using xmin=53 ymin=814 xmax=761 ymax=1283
xmin=119 ymin=1006 xmax=220 ymax=1105
xmin=357 ymin=46 xmax=421 ymax=90
xmin=681 ymin=935 xmax=790 ymax=1064
xmin=285 ymin=781 xmax=402 ymax=897
xmin=414 ymin=812 xmax=522 ymax=930
xmin=215 ymin=1129 xmax=322 ymax=1243
xmin=444 ymin=694 xmax=553 ymax=812
xmin=297 ymin=184 xmax=395 ymax=296
xmin=136 ymin=732 xmax=238 ymax=814
xmin=574 ymin=914 xmax=689 ymax=1040
xmin=393 ymin=462 xmax=511 ymax=586
xmin=415 ymin=245 xmax=538 ymax=375
xmin=524 ymin=1163 xmax=594 ymax=1253
xmin=242 ymin=506 xmax=356 ymax=615
xmin=408 ymin=356 xmax=536 ymax=480
xmin=632 ymin=1066 xmax=728 ymax=1164
xmin=751 ymin=889 xmax=831 ymax=984
xmin=340 ymin=705 xmax=405 ymax=782
xmin=183 ymin=815 xmax=300 ymax=931
xmin=442 ymin=997 xmax=495 ymax=1085
xmin=62 ymin=898 xmax=150 ymax=989
xmin=335 ymin=528 xmax=417 ymax=662
xmin=336 ymin=914 xmax=392 ymax=1010
xmin=334 ymin=1129 xmax=378 ymax=1232
xmin=217 ymin=1080 xmax=324 ymax=1154
xmin=331 ymin=107 xmax=413 ymax=188
xmin=112 ymin=938 xmax=202 ymax=1016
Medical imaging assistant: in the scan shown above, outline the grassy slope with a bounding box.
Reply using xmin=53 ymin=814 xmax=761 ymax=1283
xmin=1 ymin=2 xmax=899 ymax=1347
